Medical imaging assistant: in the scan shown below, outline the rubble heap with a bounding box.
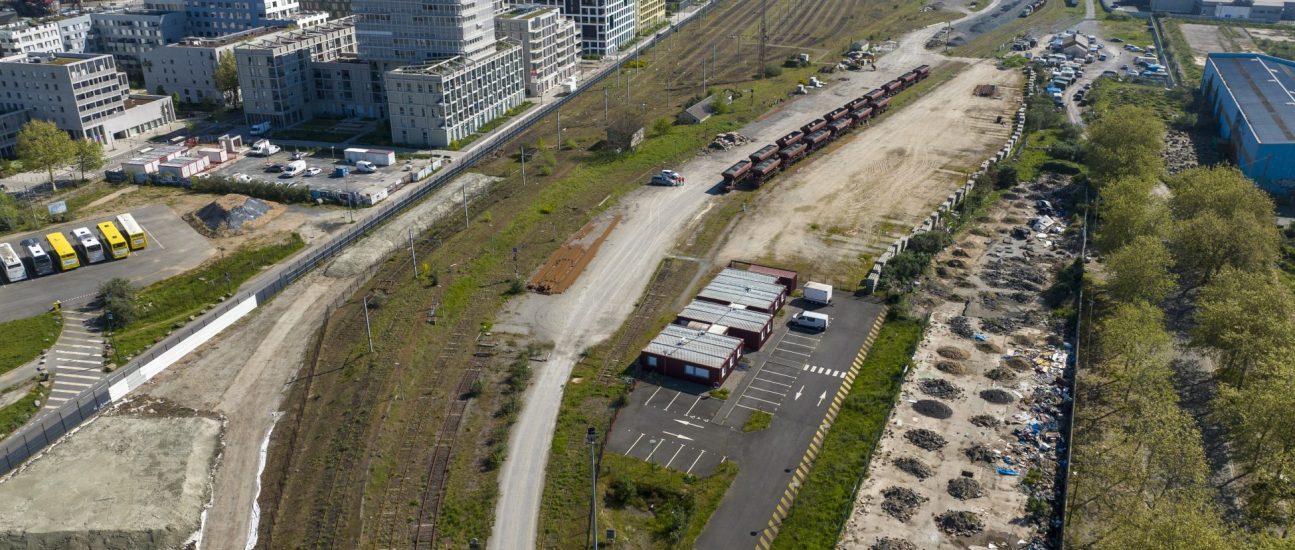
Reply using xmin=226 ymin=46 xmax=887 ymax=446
xmin=905 ymin=429 xmax=948 ymax=451
xmin=880 ymin=486 xmax=928 ymax=522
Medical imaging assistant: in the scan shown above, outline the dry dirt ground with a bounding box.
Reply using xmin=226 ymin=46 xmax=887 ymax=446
xmin=840 ymin=177 xmax=1077 ymax=549
xmin=1178 ymin=23 xmax=1259 ymax=66
xmin=717 ymin=61 xmax=1021 ymax=285
xmin=0 ymin=402 xmax=221 ymax=548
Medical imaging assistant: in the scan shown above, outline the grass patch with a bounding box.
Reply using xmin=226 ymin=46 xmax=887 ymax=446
xmin=1159 ymin=18 xmax=1204 ymax=85
xmin=771 ymin=318 xmax=922 ymax=549
xmin=0 ymin=313 xmax=62 ymax=375
xmin=742 ymin=410 xmax=772 ymax=432
xmin=0 ymin=383 xmax=46 ymax=439
xmin=1015 ymin=128 xmax=1062 ymax=183
xmin=600 ymin=453 xmax=739 ymax=548
xmin=708 ymin=388 xmax=730 ymax=400
xmin=1084 ymin=77 xmax=1190 ymax=122
xmin=111 ymin=233 xmax=304 ymax=363
xmin=1098 ymin=12 xmax=1153 ymax=46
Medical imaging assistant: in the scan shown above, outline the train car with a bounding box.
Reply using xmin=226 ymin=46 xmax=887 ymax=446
xmin=846 ymin=97 xmax=870 ymax=111
xmin=824 ymin=107 xmax=850 ymax=122
xmin=900 ymin=71 xmax=919 ymax=86
xmin=800 ymin=118 xmax=827 ymax=135
xmin=722 ymin=160 xmax=752 ymax=189
xmin=873 ymin=97 xmax=891 ymax=112
xmin=864 ymin=89 xmax=886 ymax=103
xmin=851 ymin=106 xmax=875 ymax=124
xmin=805 ymin=129 xmax=832 ymax=151
xmin=748 ymin=144 xmax=779 ymax=164
xmin=751 ymin=158 xmax=781 ymax=184
xmin=882 ymin=79 xmax=905 ymax=96
xmin=776 ymin=130 xmax=805 ymax=148
xmin=777 ymin=143 xmax=808 ymax=165
xmin=915 ymin=64 xmax=931 ymax=80
xmin=828 ymin=118 xmax=853 ymax=136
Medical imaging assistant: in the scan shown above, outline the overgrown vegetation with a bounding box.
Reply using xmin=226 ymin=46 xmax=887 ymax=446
xmin=111 ymin=234 xmax=304 ymax=363
xmin=0 ymin=312 xmax=61 ymax=375
xmin=742 ymin=409 xmax=772 ymax=432
xmin=190 ymin=174 xmax=313 ymax=203
xmin=877 ymin=231 xmax=953 ymax=292
xmin=600 ymin=453 xmax=739 ymax=547
xmin=0 ymin=383 xmax=46 ymax=439
xmin=771 ymin=318 xmax=922 ymax=549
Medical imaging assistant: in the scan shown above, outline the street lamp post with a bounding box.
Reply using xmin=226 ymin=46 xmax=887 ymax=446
xmin=587 ymin=427 xmax=598 ymax=550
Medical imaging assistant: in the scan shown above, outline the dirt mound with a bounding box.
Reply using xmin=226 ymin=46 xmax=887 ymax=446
xmin=187 ymin=194 xmax=283 ymax=237
xmin=947 ymin=478 xmax=985 ymax=500
xmin=936 ymin=361 xmax=967 ymax=375
xmin=962 ymin=444 xmax=997 ymax=463
xmin=969 ymin=415 xmax=1001 ymax=428
xmin=951 ymin=248 xmax=970 ymax=258
xmin=949 ymin=316 xmax=974 ymax=338
xmin=918 ymin=378 xmax=964 ymax=400
xmin=894 ymin=457 xmax=933 ymax=480
xmin=980 ymin=389 xmax=1015 ymax=404
xmin=937 ymin=346 xmax=970 ymax=360
xmin=946 ymin=258 xmax=968 ymax=269
xmin=905 ymin=429 xmax=947 ymax=451
xmin=936 ymin=510 xmax=984 ymax=536
xmin=1005 ymin=356 xmax=1032 ymax=371
xmin=985 ymin=367 xmax=1016 ymax=381
xmin=913 ymin=399 xmax=953 ymax=419
xmin=880 ymin=486 xmax=928 ymax=522
xmin=975 ymin=341 xmax=1004 ymax=354
xmin=870 ymin=538 xmax=918 ymax=550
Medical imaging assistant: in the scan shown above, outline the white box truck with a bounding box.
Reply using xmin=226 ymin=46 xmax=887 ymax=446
xmin=803 ymin=282 xmax=833 ymax=305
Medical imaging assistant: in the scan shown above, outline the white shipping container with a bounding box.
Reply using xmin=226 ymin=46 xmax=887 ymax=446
xmin=344 ymin=148 xmax=396 ymax=167
xmin=803 ymin=282 xmax=833 ymax=305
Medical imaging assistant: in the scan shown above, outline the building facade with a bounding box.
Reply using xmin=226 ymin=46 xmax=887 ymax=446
xmin=570 ymin=0 xmax=635 ymax=55
xmin=182 ymin=0 xmax=302 ymax=37
xmin=640 ymin=324 xmax=743 ymax=386
xmin=1200 ymin=53 xmax=1295 ymax=191
xmin=235 ymin=17 xmax=357 ymax=127
xmin=297 ymin=0 xmax=353 ymax=19
xmin=353 ymin=0 xmax=497 ymax=63
xmin=311 ymin=56 xmax=388 ymax=118
xmin=0 ymin=108 xmax=31 ymax=157
xmin=495 ymin=5 xmax=578 ymax=96
xmin=92 ymin=10 xmax=189 ymax=77
xmin=0 ymin=19 xmax=63 ymax=56
xmin=143 ymin=27 xmax=281 ymax=105
xmin=636 ymin=0 xmax=664 ymax=33
xmin=56 ymin=14 xmax=93 ymax=53
xmin=384 ymin=39 xmax=524 ymax=147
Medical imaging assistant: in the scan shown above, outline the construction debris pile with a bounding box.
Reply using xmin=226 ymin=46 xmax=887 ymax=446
xmin=881 ymin=486 xmax=928 ymax=522
xmin=841 ymin=175 xmax=1079 ymax=549
xmin=706 ymin=132 xmax=751 ymax=152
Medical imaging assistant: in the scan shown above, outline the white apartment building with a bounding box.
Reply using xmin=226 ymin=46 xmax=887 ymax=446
xmin=0 ymin=19 xmax=64 ymax=56
xmin=495 ymin=5 xmax=578 ymax=96
xmin=385 ymin=39 xmax=524 ymax=147
xmin=353 ymin=0 xmax=497 ymax=64
xmin=143 ymin=26 xmax=283 ymax=105
xmin=235 ymin=17 xmax=357 ymax=127
xmin=512 ymin=0 xmax=637 ymax=55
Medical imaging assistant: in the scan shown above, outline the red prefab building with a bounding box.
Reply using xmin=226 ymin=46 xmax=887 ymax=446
xmin=696 ymin=269 xmax=788 ymax=313
xmin=676 ymin=299 xmax=775 ymax=350
xmin=641 ymin=324 xmax=744 ymax=386
xmin=743 ymin=263 xmax=799 ymax=292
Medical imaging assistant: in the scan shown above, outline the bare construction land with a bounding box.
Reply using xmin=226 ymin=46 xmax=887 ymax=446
xmin=839 ymin=176 xmax=1077 ymax=549
xmin=0 ymin=401 xmax=221 ymax=548
xmin=719 ymin=61 xmax=1022 ymax=285
xmin=1178 ymin=23 xmax=1258 ymax=66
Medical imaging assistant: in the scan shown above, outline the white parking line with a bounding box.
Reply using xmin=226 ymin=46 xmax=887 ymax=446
xmin=836 ymin=371 xmax=846 ymax=378
xmin=687 ymin=450 xmax=707 ymax=474
xmin=774 ymin=348 xmax=812 ymax=357
xmin=50 ymin=387 xmax=84 ymax=395
xmin=645 ymin=438 xmax=665 ymax=461
xmin=57 ymin=365 xmax=100 ymax=373
xmin=665 ymin=391 xmax=680 ymax=411
xmin=753 ymin=377 xmax=792 ymax=388
xmin=62 ymin=344 xmax=100 ymax=350
xmin=625 ymin=432 xmax=646 ymax=455
xmin=746 ymin=386 xmax=786 ymax=397
xmin=58 ymin=373 xmax=100 ymax=381
xmin=781 ymin=333 xmax=821 ymax=344
xmin=665 ymin=444 xmax=685 ymax=468
xmin=684 ymin=396 xmax=702 ymax=417
xmin=44 ymin=395 xmax=69 ymax=403
xmin=740 ymin=394 xmax=780 ymax=406
xmin=778 ymin=341 xmax=816 ymax=352
xmin=55 ymin=350 xmax=99 ymax=357
xmin=60 ymin=358 xmax=101 ymax=365
xmin=644 ymin=386 xmax=663 ymax=406
xmin=142 ymin=223 xmax=166 ymax=250
xmin=759 ymin=369 xmax=799 ymax=380
xmin=734 ymin=403 xmax=769 ymax=412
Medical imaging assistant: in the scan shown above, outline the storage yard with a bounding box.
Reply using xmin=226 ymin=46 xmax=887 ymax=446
xmin=839 ymin=175 xmax=1077 ymax=549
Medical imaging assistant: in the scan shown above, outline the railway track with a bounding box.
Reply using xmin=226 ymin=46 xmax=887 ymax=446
xmin=596 ymin=258 xmax=680 ymax=385
xmin=412 ymin=363 xmax=483 ymax=548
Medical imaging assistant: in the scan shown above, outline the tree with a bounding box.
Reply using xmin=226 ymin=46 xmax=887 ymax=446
xmin=1104 ymin=235 xmax=1175 ymax=305
xmin=1095 ymin=301 xmax=1174 ymax=404
xmin=17 ymin=120 xmax=77 ymax=192
xmin=1169 ymin=165 xmax=1276 ymax=224
xmin=1192 ymin=267 xmax=1295 ymax=388
xmin=1170 ymin=211 xmax=1280 ymax=290
xmin=1084 ymin=106 xmax=1165 ymax=185
xmin=214 ymin=52 xmax=240 ymax=106
xmin=74 ymin=139 xmax=104 ymax=183
xmin=995 ymin=163 xmax=1018 ymax=189
xmin=98 ymin=277 xmax=138 ymax=328
xmin=1096 ymin=177 xmax=1169 ymax=252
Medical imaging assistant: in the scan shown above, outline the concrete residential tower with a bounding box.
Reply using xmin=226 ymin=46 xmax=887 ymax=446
xmin=354 ymin=0 xmax=497 ymax=64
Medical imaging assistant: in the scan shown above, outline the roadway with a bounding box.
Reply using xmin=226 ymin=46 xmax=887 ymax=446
xmin=0 ymin=204 xmax=214 ymax=322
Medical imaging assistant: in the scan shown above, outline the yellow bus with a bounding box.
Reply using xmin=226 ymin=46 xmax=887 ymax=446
xmin=97 ymin=221 xmax=130 ymax=260
xmin=45 ymin=232 xmax=80 ymax=271
xmin=115 ymin=213 xmax=146 ymax=250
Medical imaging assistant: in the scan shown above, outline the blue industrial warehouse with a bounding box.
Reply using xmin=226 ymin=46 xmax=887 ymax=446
xmin=1200 ymin=53 xmax=1295 ymax=191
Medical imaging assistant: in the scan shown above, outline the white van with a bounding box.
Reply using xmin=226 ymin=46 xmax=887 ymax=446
xmin=281 ymin=160 xmax=307 ymax=177
xmin=71 ymin=227 xmax=106 ymax=264
xmin=790 ymin=311 xmax=830 ymax=331
xmin=354 ymin=160 xmax=377 ymax=173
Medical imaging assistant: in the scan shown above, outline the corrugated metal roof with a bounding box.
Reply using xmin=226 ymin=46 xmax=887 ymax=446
xmin=719 ymin=267 xmax=779 ymax=286
xmin=644 ymin=324 xmax=742 ymax=369
xmin=677 ymin=299 xmax=771 ymax=333
xmin=697 ymin=272 xmax=785 ymax=310
xmin=1206 ymin=53 xmax=1295 ymax=144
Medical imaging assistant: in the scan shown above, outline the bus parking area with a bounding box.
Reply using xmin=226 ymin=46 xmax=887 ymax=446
xmin=0 ymin=204 xmax=214 ymax=322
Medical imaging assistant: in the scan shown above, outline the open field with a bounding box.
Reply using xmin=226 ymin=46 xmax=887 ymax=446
xmin=717 ymin=61 xmax=1022 ymax=287
xmin=0 ymin=313 xmax=60 ymax=375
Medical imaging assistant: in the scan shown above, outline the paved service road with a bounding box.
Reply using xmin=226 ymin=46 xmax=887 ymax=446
xmin=0 ymin=204 xmax=214 ymax=322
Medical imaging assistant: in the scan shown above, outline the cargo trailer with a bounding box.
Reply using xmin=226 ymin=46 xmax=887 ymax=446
xmin=751 ymin=158 xmax=781 ymax=184
xmin=777 ymin=143 xmax=808 ymax=165
xmin=800 ymin=118 xmax=827 ymax=135
xmin=776 ymin=130 xmax=804 ymax=148
xmin=803 ymin=281 xmax=833 ymax=305
xmin=748 ymin=144 xmax=779 ymax=164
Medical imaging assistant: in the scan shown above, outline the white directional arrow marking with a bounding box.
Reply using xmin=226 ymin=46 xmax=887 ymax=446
xmin=817 ymin=391 xmax=827 ymax=407
xmin=673 ymin=419 xmax=704 ymax=428
xmin=795 ymin=385 xmax=804 ymax=401
xmin=662 ymin=431 xmax=694 ymax=441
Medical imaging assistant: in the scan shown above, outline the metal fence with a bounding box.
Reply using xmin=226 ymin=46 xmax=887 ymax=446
xmin=0 ymin=1 xmax=719 ymax=476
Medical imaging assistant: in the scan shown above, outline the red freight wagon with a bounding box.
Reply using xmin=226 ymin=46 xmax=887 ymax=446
xmin=873 ymin=96 xmax=891 ymax=112
xmin=847 ymin=97 xmax=870 ymax=111
xmin=824 ymin=107 xmax=850 ymax=122
xmin=882 ymin=79 xmax=904 ymax=96
xmin=776 ymin=130 xmax=804 ymax=148
xmin=864 ymin=89 xmax=886 ymax=103
xmin=777 ymin=142 xmax=808 ymax=165
xmin=805 ymin=129 xmax=832 ymax=151
xmin=800 ymin=118 xmax=827 ymax=135
xmin=751 ymin=158 xmax=781 ymax=184
xmin=900 ymin=72 xmax=919 ymax=86
xmin=748 ymin=144 xmax=779 ymax=164
xmin=851 ymin=106 xmax=875 ymax=123
xmin=722 ymin=159 xmax=751 ymax=189
xmin=915 ymin=64 xmax=931 ymax=79
xmin=828 ymin=118 xmax=853 ymax=136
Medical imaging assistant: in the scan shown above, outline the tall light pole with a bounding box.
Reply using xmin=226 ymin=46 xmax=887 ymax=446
xmin=587 ymin=426 xmax=598 ymax=550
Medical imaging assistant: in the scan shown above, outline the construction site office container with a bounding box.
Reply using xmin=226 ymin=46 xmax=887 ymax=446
xmin=748 ymin=144 xmax=779 ymax=164
xmin=776 ymin=130 xmax=805 ymax=148
xmin=722 ymin=160 xmax=751 ymax=185
xmin=676 ymin=299 xmax=775 ymax=351
xmin=122 ymin=157 xmax=160 ymax=174
xmin=744 ymin=263 xmax=799 ymax=291
xmin=825 ymin=107 xmax=850 ymax=122
xmin=697 ymin=271 xmax=788 ymax=313
xmin=344 ymin=148 xmax=397 ymax=167
xmin=197 ymin=147 xmax=229 ymax=163
xmin=640 ymin=324 xmax=744 ymax=387
xmin=751 ymin=158 xmax=781 ymax=183
xmin=777 ymin=143 xmax=807 ymax=164
xmin=800 ymin=118 xmax=827 ymax=135
xmin=158 ymin=156 xmax=209 ymax=178
xmin=805 ymin=129 xmax=832 ymax=151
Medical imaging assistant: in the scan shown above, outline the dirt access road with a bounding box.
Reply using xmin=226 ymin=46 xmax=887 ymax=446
xmin=490 ymin=20 xmax=1016 ymax=550
xmin=718 ymin=61 xmax=1021 ymax=282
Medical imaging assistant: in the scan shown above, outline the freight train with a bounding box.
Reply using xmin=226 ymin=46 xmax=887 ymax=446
xmin=721 ymin=65 xmax=930 ymax=191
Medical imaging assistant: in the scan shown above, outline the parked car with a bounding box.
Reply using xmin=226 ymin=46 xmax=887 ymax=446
xmin=265 ymin=163 xmax=284 ymax=173
xmin=304 ymin=167 xmax=322 ymax=177
xmin=354 ymin=160 xmax=377 ymax=173
xmin=650 ymin=169 xmax=685 ymax=186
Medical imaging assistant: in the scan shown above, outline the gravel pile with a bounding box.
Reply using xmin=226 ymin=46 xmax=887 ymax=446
xmin=894 ymin=457 xmax=934 ymax=480
xmin=880 ymin=486 xmax=928 ymax=522
xmin=969 ymin=414 xmax=1001 ymax=428
xmin=985 ymin=367 xmax=1017 ymax=381
xmin=936 ymin=361 xmax=967 ymax=375
xmin=963 ymin=444 xmax=997 ymax=463
xmin=870 ymin=537 xmax=918 ymax=550
xmin=1005 ymin=356 xmax=1032 ymax=371
xmin=913 ymin=399 xmax=953 ymax=419
xmin=976 ymin=341 xmax=1004 ymax=354
xmin=949 ymin=316 xmax=975 ymax=338
xmin=947 ymin=477 xmax=985 ymax=500
xmin=936 ymin=510 xmax=985 ymax=536
xmin=937 ymin=346 xmax=970 ymax=360
xmin=980 ymin=389 xmax=1015 ymax=404
xmin=918 ymin=378 xmax=964 ymax=400
xmin=905 ymin=429 xmax=948 ymax=451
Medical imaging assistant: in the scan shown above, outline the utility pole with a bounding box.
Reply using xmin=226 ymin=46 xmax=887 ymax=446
xmin=520 ymin=144 xmax=527 ymax=186
xmin=604 ymin=86 xmax=609 ymax=124
xmin=758 ymin=0 xmax=768 ymax=79
xmin=362 ymin=295 xmax=373 ymax=352
xmin=462 ymin=185 xmax=469 ymax=229
xmin=587 ymin=427 xmax=598 ymax=550
xmin=408 ymin=228 xmax=417 ymax=278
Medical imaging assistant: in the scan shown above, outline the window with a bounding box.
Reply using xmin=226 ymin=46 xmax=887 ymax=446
xmin=684 ymin=364 xmax=709 ymax=380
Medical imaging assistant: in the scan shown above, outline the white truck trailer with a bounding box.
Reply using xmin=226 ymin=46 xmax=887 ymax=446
xmin=344 ymin=148 xmax=396 ymax=167
xmin=803 ymin=281 xmax=833 ymax=305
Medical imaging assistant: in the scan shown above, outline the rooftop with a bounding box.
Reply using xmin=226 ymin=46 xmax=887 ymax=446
xmin=501 ymin=5 xmax=557 ymax=20
xmin=388 ymin=39 xmax=520 ymax=76
xmin=1205 ymin=53 xmax=1295 ymax=144
xmin=697 ymin=271 xmax=786 ymax=311
xmin=173 ymin=25 xmax=286 ymax=48
xmin=677 ymin=299 xmax=772 ymax=334
xmin=643 ymin=324 xmax=743 ymax=369
xmin=239 ymin=16 xmax=354 ymax=51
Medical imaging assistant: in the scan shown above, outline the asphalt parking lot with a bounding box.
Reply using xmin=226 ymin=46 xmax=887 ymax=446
xmin=605 ymin=294 xmax=886 ymax=548
xmin=0 ymin=204 xmax=214 ymax=322
xmin=212 ymin=148 xmax=400 ymax=195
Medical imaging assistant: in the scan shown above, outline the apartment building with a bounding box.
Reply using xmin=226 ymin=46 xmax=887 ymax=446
xmin=183 ymin=0 xmax=303 ymax=37
xmin=143 ymin=26 xmax=283 ymax=105
xmin=235 ymin=17 xmax=357 ymax=127
xmin=0 ymin=52 xmax=175 ymax=149
xmin=297 ymin=0 xmax=353 ymax=20
xmin=0 ymin=108 xmax=31 ymax=157
xmin=311 ymin=56 xmax=388 ymax=119
xmin=93 ymin=10 xmax=189 ymax=76
xmin=0 ymin=19 xmax=64 ymax=55
xmin=57 ymin=14 xmax=93 ymax=52
xmin=515 ymin=0 xmax=637 ymax=55
xmin=495 ymin=4 xmax=578 ymax=96
xmin=637 ymin=0 xmax=665 ymax=33
xmin=353 ymin=0 xmax=498 ymax=63
xmin=385 ymin=39 xmax=524 ymax=147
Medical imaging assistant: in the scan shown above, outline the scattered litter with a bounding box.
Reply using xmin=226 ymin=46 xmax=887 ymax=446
xmin=949 ymin=316 xmax=975 ymax=338
xmin=969 ymin=414 xmax=1002 ymax=428
xmin=947 ymin=477 xmax=985 ymax=500
xmin=936 ymin=346 xmax=970 ymax=360
xmin=894 ymin=457 xmax=934 ymax=480
xmin=913 ymin=399 xmax=953 ymax=419
xmin=905 ymin=429 xmax=947 ymax=451
xmin=962 ymin=444 xmax=997 ymax=464
xmin=974 ymin=333 xmax=988 ymax=342
xmin=997 ymin=467 xmax=1021 ymax=476
xmin=936 ymin=510 xmax=985 ymax=536
xmin=1004 ymin=356 xmax=1033 ymax=371
xmin=918 ymin=378 xmax=964 ymax=400
xmin=880 ymin=486 xmax=927 ymax=522
xmin=980 ymin=389 xmax=1015 ymax=404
